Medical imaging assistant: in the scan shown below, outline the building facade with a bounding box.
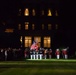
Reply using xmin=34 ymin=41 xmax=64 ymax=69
xmin=0 ymin=0 xmax=76 ymax=58
xmin=16 ymin=0 xmax=61 ymax=49
xmin=0 ymin=0 xmax=62 ymax=50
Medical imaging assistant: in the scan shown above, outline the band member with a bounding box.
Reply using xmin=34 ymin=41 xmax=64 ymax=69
xmin=39 ymin=48 xmax=43 ymax=60
xmin=24 ymin=50 xmax=27 ymax=58
xmin=48 ymin=49 xmax=52 ymax=59
xmin=24 ymin=49 xmax=28 ymax=59
xmin=30 ymin=50 xmax=33 ymax=59
xmin=44 ymin=49 xmax=48 ymax=59
xmin=35 ymin=42 xmax=39 ymax=59
xmin=62 ymin=48 xmax=68 ymax=59
xmin=4 ymin=49 xmax=8 ymax=61
xmin=55 ymin=49 xmax=60 ymax=59
xmin=36 ymin=50 xmax=38 ymax=60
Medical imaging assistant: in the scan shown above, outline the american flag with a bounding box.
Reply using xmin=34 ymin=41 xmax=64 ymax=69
xmin=30 ymin=41 xmax=38 ymax=51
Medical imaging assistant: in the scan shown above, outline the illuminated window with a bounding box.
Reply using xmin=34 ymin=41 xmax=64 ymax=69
xmin=25 ymin=22 xmax=29 ymax=30
xmin=55 ymin=24 xmax=58 ymax=29
xmin=55 ymin=10 xmax=58 ymax=16
xmin=41 ymin=10 xmax=44 ymax=15
xmin=5 ymin=29 xmax=14 ymax=33
xmin=18 ymin=24 xmax=21 ymax=30
xmin=42 ymin=24 xmax=44 ymax=30
xmin=48 ymin=9 xmax=52 ymax=16
xmin=34 ymin=37 xmax=41 ymax=47
xmin=24 ymin=8 xmax=29 ymax=16
xmin=25 ymin=36 xmax=32 ymax=47
xmin=48 ymin=24 xmax=52 ymax=30
xmin=32 ymin=24 xmax=35 ymax=30
xmin=44 ymin=37 xmax=51 ymax=48
xmin=32 ymin=9 xmax=35 ymax=16
xmin=25 ymin=25 xmax=28 ymax=30
xmin=18 ymin=9 xmax=21 ymax=16
xmin=20 ymin=36 xmax=22 ymax=43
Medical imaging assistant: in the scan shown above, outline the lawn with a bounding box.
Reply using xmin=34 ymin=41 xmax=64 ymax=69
xmin=0 ymin=59 xmax=76 ymax=75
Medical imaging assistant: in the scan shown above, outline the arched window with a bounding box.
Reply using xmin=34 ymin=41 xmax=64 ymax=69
xmin=55 ymin=24 xmax=58 ymax=29
xmin=32 ymin=24 xmax=35 ymax=30
xmin=34 ymin=37 xmax=41 ymax=47
xmin=25 ymin=22 xmax=29 ymax=30
xmin=48 ymin=24 xmax=52 ymax=30
xmin=20 ymin=36 xmax=22 ymax=43
xmin=42 ymin=24 xmax=44 ymax=30
xmin=32 ymin=9 xmax=36 ymax=16
xmin=48 ymin=9 xmax=52 ymax=16
xmin=55 ymin=10 xmax=58 ymax=16
xmin=24 ymin=8 xmax=29 ymax=16
xmin=18 ymin=24 xmax=21 ymax=30
xmin=44 ymin=37 xmax=51 ymax=48
xmin=18 ymin=9 xmax=21 ymax=16
xmin=25 ymin=36 xmax=32 ymax=47
xmin=41 ymin=10 xmax=44 ymax=15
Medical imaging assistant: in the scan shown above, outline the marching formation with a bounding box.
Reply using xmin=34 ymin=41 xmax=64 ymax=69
xmin=27 ymin=40 xmax=68 ymax=60
xmin=0 ymin=40 xmax=69 ymax=61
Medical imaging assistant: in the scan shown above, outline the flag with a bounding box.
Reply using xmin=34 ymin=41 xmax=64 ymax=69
xmin=30 ymin=41 xmax=38 ymax=51
xmin=30 ymin=41 xmax=36 ymax=50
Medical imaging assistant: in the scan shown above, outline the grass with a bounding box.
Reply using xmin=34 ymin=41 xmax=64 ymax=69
xmin=0 ymin=68 xmax=76 ymax=75
xmin=0 ymin=59 xmax=76 ymax=75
